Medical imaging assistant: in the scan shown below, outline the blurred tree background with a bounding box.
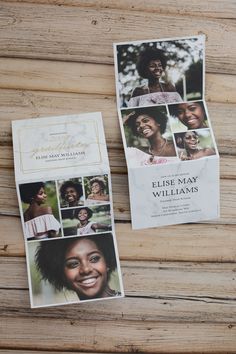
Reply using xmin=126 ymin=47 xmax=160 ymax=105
xmin=116 ymin=37 xmax=203 ymax=107
xmin=174 ymin=129 xmax=216 ymax=155
xmin=61 ymin=204 xmax=111 ymax=236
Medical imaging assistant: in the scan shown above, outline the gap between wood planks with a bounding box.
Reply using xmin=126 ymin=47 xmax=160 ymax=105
xmin=1 ymin=215 xmax=236 ymax=261
xmin=1 ymin=316 xmax=236 ymax=353
xmin=3 ymin=0 xmax=236 ymax=20
xmin=0 ymin=58 xmax=236 ymax=103
xmin=1 ymin=288 xmax=236 ymax=325
xmin=0 ymin=3 xmax=236 ymax=74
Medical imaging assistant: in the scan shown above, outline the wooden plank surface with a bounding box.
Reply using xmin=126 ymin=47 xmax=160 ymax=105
xmin=1 ymin=259 xmax=236 ymax=351
xmin=4 ymin=0 xmax=236 ymax=20
xmin=1 ymin=317 xmax=236 ymax=353
xmin=2 ymin=287 xmax=236 ymax=323
xmin=0 ymin=2 xmax=235 ymax=74
xmin=1 ymin=215 xmax=236 ymax=262
xmin=1 ymin=59 xmax=236 ymax=103
xmin=0 ymin=1 xmax=236 ymax=353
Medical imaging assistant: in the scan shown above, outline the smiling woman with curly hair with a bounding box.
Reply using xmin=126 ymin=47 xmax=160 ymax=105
xmin=123 ymin=106 xmax=178 ymax=166
xmin=86 ymin=176 xmax=109 ymax=204
xmin=60 ymin=180 xmax=83 ymax=208
xmin=128 ymin=47 xmax=182 ymax=107
xmin=35 ymin=234 xmax=121 ymax=301
xmin=175 ymin=130 xmax=216 ymax=161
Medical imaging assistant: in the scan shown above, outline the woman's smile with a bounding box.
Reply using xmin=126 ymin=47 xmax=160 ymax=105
xmin=184 ymin=133 xmax=198 ymax=150
xmin=177 ymin=103 xmax=205 ymax=129
xmin=135 ymin=114 xmax=160 ymax=138
xmin=65 ymin=187 xmax=77 ymax=203
xmin=64 ymin=238 xmax=108 ymax=299
xmin=148 ymin=59 xmax=163 ymax=79
xmin=77 ymin=275 xmax=99 ymax=287
xmin=78 ymin=209 xmax=88 ymax=221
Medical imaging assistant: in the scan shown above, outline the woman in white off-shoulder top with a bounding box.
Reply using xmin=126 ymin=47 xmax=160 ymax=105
xmin=128 ymin=47 xmax=182 ymax=108
xmin=19 ymin=182 xmax=60 ymax=240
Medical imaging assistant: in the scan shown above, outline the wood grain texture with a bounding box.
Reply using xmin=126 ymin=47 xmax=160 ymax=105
xmin=0 ymin=2 xmax=236 ymax=74
xmin=2 ymin=288 xmax=236 ymax=323
xmin=3 ymin=0 xmax=236 ymax=20
xmin=1 ymin=215 xmax=236 ymax=262
xmin=1 ymin=316 xmax=236 ymax=353
xmin=0 ymin=1 xmax=236 ymax=353
xmin=0 ymin=59 xmax=236 ymax=103
xmin=1 ymin=258 xmax=236 ymax=297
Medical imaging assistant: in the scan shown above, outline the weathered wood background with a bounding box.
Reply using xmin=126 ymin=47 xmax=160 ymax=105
xmin=0 ymin=1 xmax=236 ymax=353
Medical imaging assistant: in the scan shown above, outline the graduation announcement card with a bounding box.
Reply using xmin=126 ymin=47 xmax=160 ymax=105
xmin=114 ymin=35 xmax=219 ymax=229
xmin=12 ymin=113 xmax=124 ymax=307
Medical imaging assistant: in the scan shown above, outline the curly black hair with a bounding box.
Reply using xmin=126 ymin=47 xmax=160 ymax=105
xmin=35 ymin=233 xmax=117 ymax=292
xmin=60 ymin=180 xmax=83 ymax=200
xmin=74 ymin=207 xmax=93 ymax=220
xmin=89 ymin=176 xmax=106 ymax=191
xmin=19 ymin=182 xmax=45 ymax=204
xmin=137 ymin=47 xmax=167 ymax=79
xmin=124 ymin=106 xmax=168 ymax=136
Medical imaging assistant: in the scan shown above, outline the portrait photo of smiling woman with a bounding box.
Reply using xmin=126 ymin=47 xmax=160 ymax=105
xmin=174 ymin=129 xmax=216 ymax=161
xmin=28 ymin=233 xmax=122 ymax=306
xmin=127 ymin=47 xmax=183 ymax=107
xmin=122 ymin=106 xmax=178 ymax=167
xmin=61 ymin=205 xmax=112 ymax=237
xmin=115 ymin=36 xmax=204 ymax=108
xmin=58 ymin=178 xmax=84 ymax=208
xmin=169 ymin=101 xmax=209 ymax=132
xmin=84 ymin=175 xmax=109 ymax=205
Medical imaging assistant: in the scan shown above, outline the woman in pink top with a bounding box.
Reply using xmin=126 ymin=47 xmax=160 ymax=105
xmin=20 ymin=182 xmax=60 ymax=240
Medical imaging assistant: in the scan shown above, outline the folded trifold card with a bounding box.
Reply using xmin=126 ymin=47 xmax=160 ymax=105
xmin=12 ymin=113 xmax=124 ymax=307
xmin=114 ymin=35 xmax=219 ymax=229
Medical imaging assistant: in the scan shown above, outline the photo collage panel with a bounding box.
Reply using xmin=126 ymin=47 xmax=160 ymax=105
xmin=18 ymin=174 xmax=122 ymax=307
xmin=121 ymin=100 xmax=217 ymax=167
xmin=114 ymin=36 xmax=218 ymax=168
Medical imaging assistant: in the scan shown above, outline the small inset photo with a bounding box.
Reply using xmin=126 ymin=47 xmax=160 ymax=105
xmin=84 ymin=175 xmax=109 ymax=205
xmin=169 ymin=101 xmax=209 ymax=132
xmin=28 ymin=233 xmax=122 ymax=307
xmin=19 ymin=181 xmax=61 ymax=241
xmin=174 ymin=129 xmax=216 ymax=161
xmin=121 ymin=105 xmax=178 ymax=167
xmin=61 ymin=205 xmax=112 ymax=236
xmin=58 ymin=178 xmax=84 ymax=208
